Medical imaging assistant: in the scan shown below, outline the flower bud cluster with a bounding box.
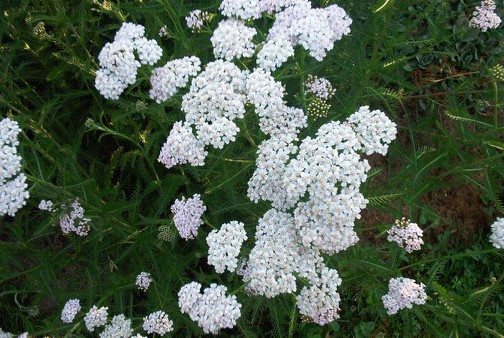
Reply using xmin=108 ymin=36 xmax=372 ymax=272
xmin=387 ymin=218 xmax=424 ymax=253
xmin=61 ymin=299 xmax=81 ymax=324
xmin=307 ymin=99 xmax=330 ymax=119
xmin=149 ymin=56 xmax=201 ymax=103
xmin=0 ymin=117 xmax=29 ymax=217
xmin=469 ymin=0 xmax=501 ymax=32
xmin=142 ymin=311 xmax=174 ymax=335
xmin=59 ymin=198 xmax=91 ymax=236
xmin=490 ymin=217 xmax=504 ymax=249
xmin=100 ymin=314 xmax=133 ymax=338
xmin=135 ymin=272 xmax=152 ymax=292
xmin=178 ymin=282 xmax=242 ymax=334
xmin=268 ymin=2 xmax=352 ymax=61
xmin=95 ymin=22 xmax=162 ymax=99
xmin=84 ymin=305 xmax=109 ymax=332
xmin=211 ymin=19 xmax=257 ymax=61
xmin=171 ymin=194 xmax=206 ymax=240
xmin=186 ymin=10 xmax=211 ymax=32
xmin=382 ymin=277 xmax=427 ymax=315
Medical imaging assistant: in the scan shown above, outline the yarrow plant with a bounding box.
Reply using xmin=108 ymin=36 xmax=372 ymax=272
xmin=178 ymin=282 xmax=242 ymax=334
xmin=0 ymin=117 xmax=29 ymax=217
xmin=99 ymin=314 xmax=133 ymax=338
xmin=61 ymin=298 xmax=81 ymax=324
xmin=142 ymin=311 xmax=174 ymax=335
xmin=84 ymin=305 xmax=109 ymax=332
xmin=95 ymin=22 xmax=162 ymax=99
xmin=489 ymin=217 xmax=504 ymax=249
xmin=185 ymin=9 xmax=211 ymax=32
xmin=206 ymin=221 xmax=247 ymax=273
xmin=387 ymin=218 xmax=424 ymax=253
xmin=170 ymin=194 xmax=206 ymax=240
xmin=382 ymin=277 xmax=427 ymax=315
xmin=59 ymin=198 xmax=91 ymax=236
xmin=4 ymin=0 xmax=504 ymax=336
xmin=468 ymin=0 xmax=501 ymax=32
xmin=135 ymin=272 xmax=152 ymax=292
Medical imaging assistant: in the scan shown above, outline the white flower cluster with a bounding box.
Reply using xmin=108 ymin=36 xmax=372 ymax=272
xmin=182 ymin=60 xmax=248 ymax=149
xmin=59 ymin=198 xmax=91 ymax=236
xmin=158 ymin=122 xmax=207 ymax=169
xmin=305 ymin=75 xmax=334 ymax=101
xmin=387 ymin=218 xmax=424 ymax=253
xmin=95 ymin=22 xmax=162 ymax=100
xmin=0 ymin=329 xmax=13 ymax=338
xmin=142 ymin=310 xmax=174 ymax=335
xmin=158 ymin=25 xmax=169 ymax=37
xmin=469 ymin=0 xmax=501 ymax=32
xmin=248 ymin=107 xmax=396 ymax=255
xmin=257 ymin=35 xmax=295 ymax=72
xmin=186 ymin=10 xmax=211 ymax=32
xmin=268 ymin=2 xmax=352 ymax=61
xmin=99 ymin=314 xmax=133 ymax=338
xmin=382 ymin=277 xmax=427 ymax=315
xmin=149 ymin=56 xmax=201 ymax=103
xmin=490 ymin=217 xmax=504 ymax=249
xmin=38 ymin=199 xmax=53 ymax=211
xmin=246 ymin=68 xmax=307 ymax=138
xmin=219 ymin=0 xmax=262 ymax=20
xmin=61 ymin=298 xmax=81 ymax=323
xmin=247 ymin=137 xmax=298 ymax=210
xmin=346 ymin=106 xmax=398 ymax=155
xmin=286 ymin=121 xmax=368 ymax=254
xmin=171 ymin=194 xmax=206 ymax=240
xmin=178 ymin=282 xmax=241 ymax=334
xmin=0 ymin=117 xmax=29 ymax=217
xmin=135 ymin=272 xmax=152 ymax=292
xmin=211 ymin=19 xmax=256 ymax=61
xmin=84 ymin=305 xmax=109 ymax=332
xmin=296 ymin=267 xmax=341 ymax=325
xmin=242 ymin=209 xmax=322 ymax=298
xmin=207 ymin=221 xmax=247 ymax=273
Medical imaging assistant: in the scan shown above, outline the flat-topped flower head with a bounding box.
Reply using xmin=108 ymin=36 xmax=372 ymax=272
xmin=99 ymin=314 xmax=133 ymax=338
xmin=387 ymin=218 xmax=424 ymax=253
xmin=171 ymin=194 xmax=206 ymax=240
xmin=142 ymin=311 xmax=174 ymax=335
xmin=211 ymin=18 xmax=256 ymax=61
xmin=178 ymin=282 xmax=242 ymax=334
xmin=61 ymin=299 xmax=81 ymax=324
xmin=490 ymin=217 xmax=504 ymax=249
xmin=84 ymin=305 xmax=108 ymax=332
xmin=135 ymin=272 xmax=152 ymax=292
xmin=95 ymin=22 xmax=162 ymax=99
xmin=469 ymin=0 xmax=501 ymax=32
xmin=207 ymin=221 xmax=247 ymax=273
xmin=0 ymin=117 xmax=29 ymax=217
xmin=382 ymin=277 xmax=427 ymax=315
